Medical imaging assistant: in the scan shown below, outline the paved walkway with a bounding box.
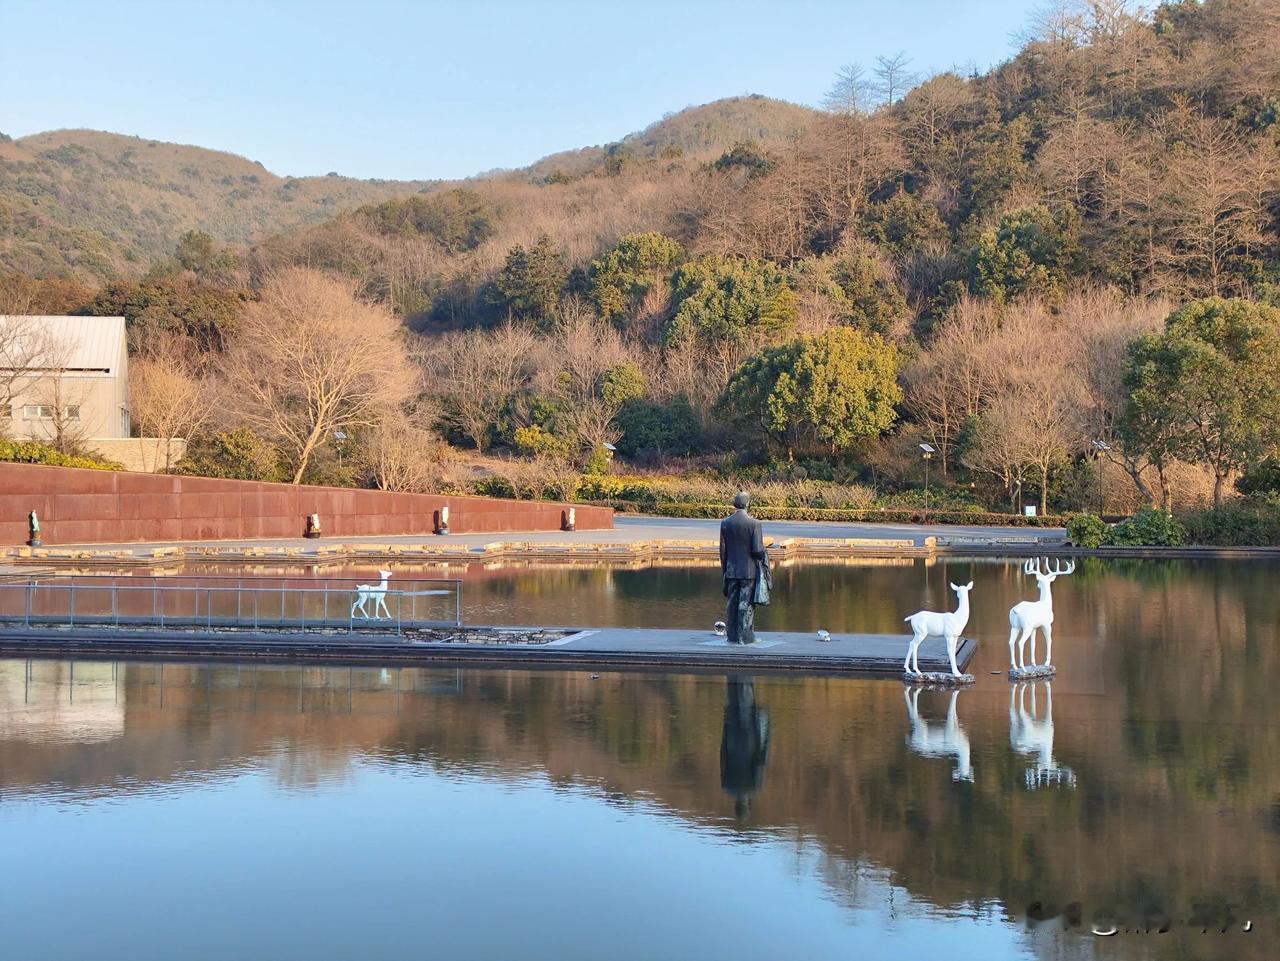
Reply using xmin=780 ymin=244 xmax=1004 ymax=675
xmin=34 ymin=514 xmax=1064 ymax=556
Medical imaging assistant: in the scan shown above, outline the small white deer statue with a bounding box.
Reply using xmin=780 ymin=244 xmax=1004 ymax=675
xmin=351 ymin=570 xmax=394 ymax=620
xmin=1009 ymin=681 xmax=1075 ymax=789
xmin=1008 ymin=557 xmax=1075 ymax=669
xmin=903 ymin=581 xmax=974 ymax=677
xmin=904 ymin=687 xmax=973 ymax=782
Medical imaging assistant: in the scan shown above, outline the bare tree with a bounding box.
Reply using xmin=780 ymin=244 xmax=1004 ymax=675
xmin=1160 ymin=106 xmax=1276 ymax=296
xmin=221 ymin=268 xmax=418 ymax=484
xmin=30 ymin=336 xmax=93 ymax=454
xmin=130 ymin=345 xmax=213 ymax=471
xmin=432 ymin=321 xmax=539 ymax=452
xmin=822 ymin=63 xmax=873 ymax=114
xmin=873 ymin=52 xmax=919 ymax=105
xmin=0 ymin=316 xmax=58 ymax=431
xmin=367 ymin=407 xmax=447 ymax=493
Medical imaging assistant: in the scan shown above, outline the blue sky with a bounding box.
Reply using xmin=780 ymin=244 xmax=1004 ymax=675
xmin=4 ymin=0 xmax=1041 ymax=181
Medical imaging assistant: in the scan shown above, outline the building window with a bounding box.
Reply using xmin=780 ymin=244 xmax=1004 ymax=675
xmin=21 ymin=405 xmax=78 ymax=420
xmin=0 ymin=404 xmax=10 ymax=419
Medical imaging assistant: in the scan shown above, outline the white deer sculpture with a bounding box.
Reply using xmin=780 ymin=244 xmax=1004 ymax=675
xmin=903 ymin=581 xmax=973 ymax=676
xmin=1008 ymin=557 xmax=1075 ymax=669
xmin=904 ymin=687 xmax=973 ymax=782
xmin=1009 ymin=682 xmax=1075 ymax=789
xmin=351 ymin=569 xmax=394 ymax=620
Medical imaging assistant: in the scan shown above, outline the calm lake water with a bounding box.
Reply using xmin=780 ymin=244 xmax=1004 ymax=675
xmin=1 ymin=557 xmax=1277 ymax=960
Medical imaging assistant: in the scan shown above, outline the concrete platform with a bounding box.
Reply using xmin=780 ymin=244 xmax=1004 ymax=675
xmin=0 ymin=625 xmax=976 ymax=676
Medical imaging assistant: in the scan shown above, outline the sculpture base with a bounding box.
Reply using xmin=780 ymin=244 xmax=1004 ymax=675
xmin=435 ymin=527 xmax=449 ymax=536
xmin=562 ymin=524 xmax=575 ymax=532
xmin=902 ymin=671 xmax=975 ymax=686
xmin=1009 ymin=664 xmax=1057 ymax=680
xmin=26 ymin=538 xmax=41 ymax=548
xmin=303 ymin=531 xmax=321 ymax=539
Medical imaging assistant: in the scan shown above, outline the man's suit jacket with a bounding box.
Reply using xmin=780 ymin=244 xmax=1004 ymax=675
xmin=720 ymin=509 xmax=765 ymax=581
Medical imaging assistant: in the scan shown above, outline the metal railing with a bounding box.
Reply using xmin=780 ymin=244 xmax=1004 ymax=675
xmin=0 ymin=575 xmax=463 ymax=635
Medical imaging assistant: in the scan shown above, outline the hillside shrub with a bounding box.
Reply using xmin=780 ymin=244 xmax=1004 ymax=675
xmin=0 ymin=440 xmax=122 ymax=471
xmin=1066 ymin=513 xmax=1110 ymax=548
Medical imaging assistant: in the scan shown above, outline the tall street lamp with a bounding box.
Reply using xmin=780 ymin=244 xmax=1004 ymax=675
xmin=335 ymin=429 xmax=347 ymax=474
xmin=1091 ymin=439 xmax=1112 ymax=516
xmin=919 ymin=443 xmax=935 ymax=522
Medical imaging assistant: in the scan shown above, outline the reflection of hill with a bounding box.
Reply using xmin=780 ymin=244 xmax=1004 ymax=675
xmin=2 ymin=558 xmax=1278 ymax=954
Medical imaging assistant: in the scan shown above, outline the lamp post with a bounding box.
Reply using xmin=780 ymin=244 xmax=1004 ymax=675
xmin=919 ymin=443 xmax=935 ymax=522
xmin=1091 ymin=439 xmax=1112 ymax=516
xmin=334 ymin=429 xmax=347 ymax=474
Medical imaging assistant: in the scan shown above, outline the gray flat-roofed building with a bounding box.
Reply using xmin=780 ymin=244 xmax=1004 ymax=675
xmin=0 ymin=314 xmax=131 ymax=443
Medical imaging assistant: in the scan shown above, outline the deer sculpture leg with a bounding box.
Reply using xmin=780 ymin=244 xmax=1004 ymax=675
xmin=1015 ymin=626 xmax=1034 ymax=669
xmin=905 ymin=626 xmax=926 ymax=674
xmin=945 ymin=630 xmax=961 ymax=676
xmin=1041 ymin=622 xmax=1053 ymax=667
xmin=1026 ymin=628 xmax=1038 ymax=668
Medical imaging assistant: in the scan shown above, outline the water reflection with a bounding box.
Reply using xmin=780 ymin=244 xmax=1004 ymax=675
xmin=2 ymin=556 xmax=1280 ymax=960
xmin=903 ymin=687 xmax=972 ymax=782
xmin=720 ymin=676 xmax=770 ymax=820
xmin=1009 ymin=682 xmax=1075 ymax=790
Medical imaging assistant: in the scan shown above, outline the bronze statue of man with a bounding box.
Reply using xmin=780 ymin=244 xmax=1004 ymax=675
xmin=719 ymin=491 xmax=767 ymax=645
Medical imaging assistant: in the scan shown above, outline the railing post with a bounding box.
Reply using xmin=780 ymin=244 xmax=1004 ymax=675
xmin=69 ymin=583 xmax=75 ymax=628
xmin=112 ymin=584 xmax=119 ymax=628
xmin=24 ymin=581 xmax=33 ymax=628
xmin=207 ymin=588 xmax=212 ymax=630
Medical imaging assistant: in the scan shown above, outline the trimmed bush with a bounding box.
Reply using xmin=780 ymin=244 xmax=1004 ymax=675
xmin=1066 ymin=512 xmax=1110 ymax=548
xmin=0 ymin=440 xmax=122 ymax=471
xmin=1110 ymin=507 xmax=1185 ymax=546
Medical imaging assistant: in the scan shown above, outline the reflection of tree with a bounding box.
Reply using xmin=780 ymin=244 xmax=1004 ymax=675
xmin=720 ymin=676 xmax=770 ymax=820
xmin=4 ymin=557 xmax=1280 ymax=959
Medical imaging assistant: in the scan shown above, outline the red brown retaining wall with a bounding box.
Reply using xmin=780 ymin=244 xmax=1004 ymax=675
xmin=0 ymin=463 xmax=612 ymax=545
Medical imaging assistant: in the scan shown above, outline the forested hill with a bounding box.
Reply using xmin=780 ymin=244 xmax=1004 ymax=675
xmin=0 ymin=96 xmax=816 ymax=280
xmin=0 ymin=129 xmax=434 ymax=278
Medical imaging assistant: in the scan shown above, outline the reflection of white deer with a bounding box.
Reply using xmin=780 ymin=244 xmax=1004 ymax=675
xmin=1008 ymin=557 xmax=1075 ymax=669
xmin=903 ymin=581 xmax=973 ymax=676
xmin=351 ymin=569 xmax=394 ymax=620
xmin=904 ymin=687 xmax=973 ymax=782
xmin=1009 ymin=682 xmax=1076 ymax=789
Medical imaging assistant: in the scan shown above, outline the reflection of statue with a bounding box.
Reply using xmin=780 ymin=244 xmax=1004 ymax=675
xmin=351 ymin=569 xmax=394 ymax=620
xmin=719 ymin=492 xmax=767 ymax=645
xmin=1010 ymin=682 xmax=1076 ymax=789
xmin=904 ymin=687 xmax=973 ymax=782
xmin=903 ymin=581 xmax=973 ymax=676
xmin=720 ymin=676 xmax=771 ymax=819
xmin=1009 ymin=558 xmax=1074 ymax=669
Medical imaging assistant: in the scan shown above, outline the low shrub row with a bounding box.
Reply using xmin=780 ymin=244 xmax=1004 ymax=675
xmin=595 ymin=500 xmax=1069 ymax=527
xmin=1180 ymin=499 xmax=1280 ymax=546
xmin=0 ymin=440 xmax=122 ymax=471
